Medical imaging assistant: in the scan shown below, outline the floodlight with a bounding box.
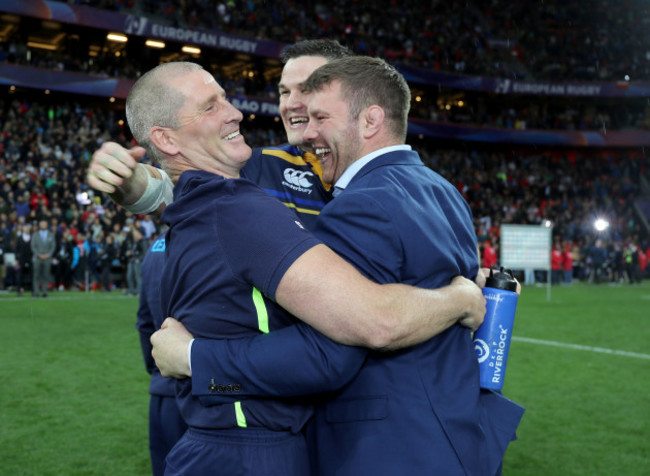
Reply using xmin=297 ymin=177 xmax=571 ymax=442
xmin=594 ymin=218 xmax=609 ymax=232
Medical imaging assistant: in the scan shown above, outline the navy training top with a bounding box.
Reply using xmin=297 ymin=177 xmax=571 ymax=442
xmin=160 ymin=169 xmax=321 ymax=432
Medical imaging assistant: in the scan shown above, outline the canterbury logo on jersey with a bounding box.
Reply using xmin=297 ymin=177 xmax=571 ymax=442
xmin=282 ymin=168 xmax=314 ymax=194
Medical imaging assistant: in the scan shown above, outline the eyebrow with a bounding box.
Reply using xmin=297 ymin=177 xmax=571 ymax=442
xmin=198 ymin=91 xmax=225 ymax=108
xmin=278 ymin=80 xmax=307 ymax=91
xmin=308 ymin=106 xmax=325 ymax=116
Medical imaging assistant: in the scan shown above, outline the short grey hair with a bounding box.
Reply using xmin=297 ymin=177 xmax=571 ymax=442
xmin=126 ymin=62 xmax=204 ymax=163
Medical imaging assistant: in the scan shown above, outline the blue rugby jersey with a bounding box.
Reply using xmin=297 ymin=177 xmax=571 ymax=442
xmin=160 ymin=170 xmax=322 ymax=433
xmin=242 ymin=144 xmax=332 ymax=231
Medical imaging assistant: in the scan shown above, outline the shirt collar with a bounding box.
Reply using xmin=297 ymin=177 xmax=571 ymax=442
xmin=334 ymin=145 xmax=411 ymax=192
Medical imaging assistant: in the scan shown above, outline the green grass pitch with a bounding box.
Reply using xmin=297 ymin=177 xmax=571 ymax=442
xmin=1 ymin=282 xmax=649 ymax=475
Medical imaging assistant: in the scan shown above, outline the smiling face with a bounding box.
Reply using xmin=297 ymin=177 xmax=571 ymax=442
xmin=164 ymin=69 xmax=252 ymax=178
xmin=303 ymin=81 xmax=364 ymax=185
xmin=278 ymin=56 xmax=329 ymax=150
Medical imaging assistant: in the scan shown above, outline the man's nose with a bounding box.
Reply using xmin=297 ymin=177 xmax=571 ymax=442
xmin=302 ymin=120 xmax=317 ymax=141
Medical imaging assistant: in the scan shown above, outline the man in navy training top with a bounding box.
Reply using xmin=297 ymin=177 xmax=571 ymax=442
xmin=135 ymin=230 xmax=187 ymax=476
xmin=123 ymin=60 xmax=487 ymax=475
xmin=118 ymin=40 xmax=359 ymax=475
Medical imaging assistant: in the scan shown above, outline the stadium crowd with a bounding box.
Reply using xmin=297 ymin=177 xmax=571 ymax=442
xmin=475 ymin=0 xmax=650 ymax=81
xmin=56 ymin=0 xmax=650 ymax=82
xmin=0 ymin=1 xmax=648 ymax=294
xmin=0 ymin=94 xmax=647 ymax=295
xmin=420 ymin=147 xmax=648 ymax=284
xmin=2 ymin=46 xmax=646 ymax=133
xmin=3 ymin=0 xmax=649 ymax=133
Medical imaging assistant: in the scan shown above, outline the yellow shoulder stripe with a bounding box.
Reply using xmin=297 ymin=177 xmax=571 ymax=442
xmin=261 ymin=149 xmax=308 ymax=166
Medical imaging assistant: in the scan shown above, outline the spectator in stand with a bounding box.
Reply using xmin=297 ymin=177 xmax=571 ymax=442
xmin=98 ymin=232 xmax=118 ymax=292
xmin=572 ymin=241 xmax=584 ymax=281
xmin=140 ymin=214 xmax=157 ymax=241
xmin=589 ymin=239 xmax=607 ymax=284
xmin=1 ymin=218 xmax=16 ymax=290
xmin=71 ymin=232 xmax=88 ymax=289
xmin=624 ymin=242 xmax=641 ymax=284
xmin=550 ymin=243 xmax=563 ymax=285
xmin=122 ymin=227 xmax=147 ymax=296
xmin=30 ymin=187 xmax=50 ymax=212
xmin=0 ymin=196 xmax=10 ymax=218
xmin=482 ymin=240 xmax=498 ymax=269
xmin=14 ymin=193 xmax=30 ymax=219
xmin=54 ymin=228 xmax=75 ymax=290
xmin=112 ymin=222 xmax=128 ymax=248
xmin=611 ymin=242 xmax=625 ymax=284
xmin=31 ymin=218 xmax=56 ymax=297
xmin=14 ymin=222 xmax=33 ymax=296
xmin=84 ymin=232 xmax=102 ymax=288
xmin=562 ymin=241 xmax=574 ymax=285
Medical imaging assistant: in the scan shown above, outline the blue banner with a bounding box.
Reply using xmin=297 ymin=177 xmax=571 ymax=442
xmin=0 ymin=0 xmax=285 ymax=58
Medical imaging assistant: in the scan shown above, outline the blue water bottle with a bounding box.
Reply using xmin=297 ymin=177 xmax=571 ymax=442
xmin=473 ymin=267 xmax=518 ymax=390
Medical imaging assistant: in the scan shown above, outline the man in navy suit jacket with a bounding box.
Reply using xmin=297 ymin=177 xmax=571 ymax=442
xmin=153 ymin=56 xmax=524 ymax=475
xmin=298 ymin=56 xmax=524 ymax=475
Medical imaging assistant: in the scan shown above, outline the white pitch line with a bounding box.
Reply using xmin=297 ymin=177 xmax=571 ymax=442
xmin=512 ymin=336 xmax=650 ymax=360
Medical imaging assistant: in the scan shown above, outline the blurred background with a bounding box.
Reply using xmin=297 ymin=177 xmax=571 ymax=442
xmin=0 ymin=2 xmax=649 ymax=476
xmin=0 ymin=0 xmax=649 ymax=292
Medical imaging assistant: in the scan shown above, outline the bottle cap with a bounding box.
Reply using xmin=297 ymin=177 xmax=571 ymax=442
xmin=485 ymin=267 xmax=518 ymax=292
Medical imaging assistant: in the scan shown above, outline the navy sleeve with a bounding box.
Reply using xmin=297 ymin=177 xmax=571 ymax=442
xmin=135 ymin=290 xmax=156 ymax=375
xmin=135 ymin=250 xmax=158 ymax=375
xmin=217 ymin=180 xmax=320 ymax=298
xmin=190 ymin=322 xmax=367 ymax=400
xmin=315 ymin=190 xmax=403 ymax=283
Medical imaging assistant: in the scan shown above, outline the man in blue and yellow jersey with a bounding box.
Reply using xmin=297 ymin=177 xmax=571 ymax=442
xmin=240 ymin=40 xmax=352 ymax=229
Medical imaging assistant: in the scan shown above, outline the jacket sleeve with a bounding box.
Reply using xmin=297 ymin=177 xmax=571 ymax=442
xmin=190 ymin=322 xmax=367 ymax=401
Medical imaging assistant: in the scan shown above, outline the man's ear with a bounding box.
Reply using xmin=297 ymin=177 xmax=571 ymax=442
xmin=150 ymin=127 xmax=179 ymax=156
xmin=362 ymin=105 xmax=384 ymax=139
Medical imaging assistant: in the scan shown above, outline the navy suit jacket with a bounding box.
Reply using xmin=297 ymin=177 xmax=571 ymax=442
xmin=191 ymin=149 xmax=523 ymax=475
